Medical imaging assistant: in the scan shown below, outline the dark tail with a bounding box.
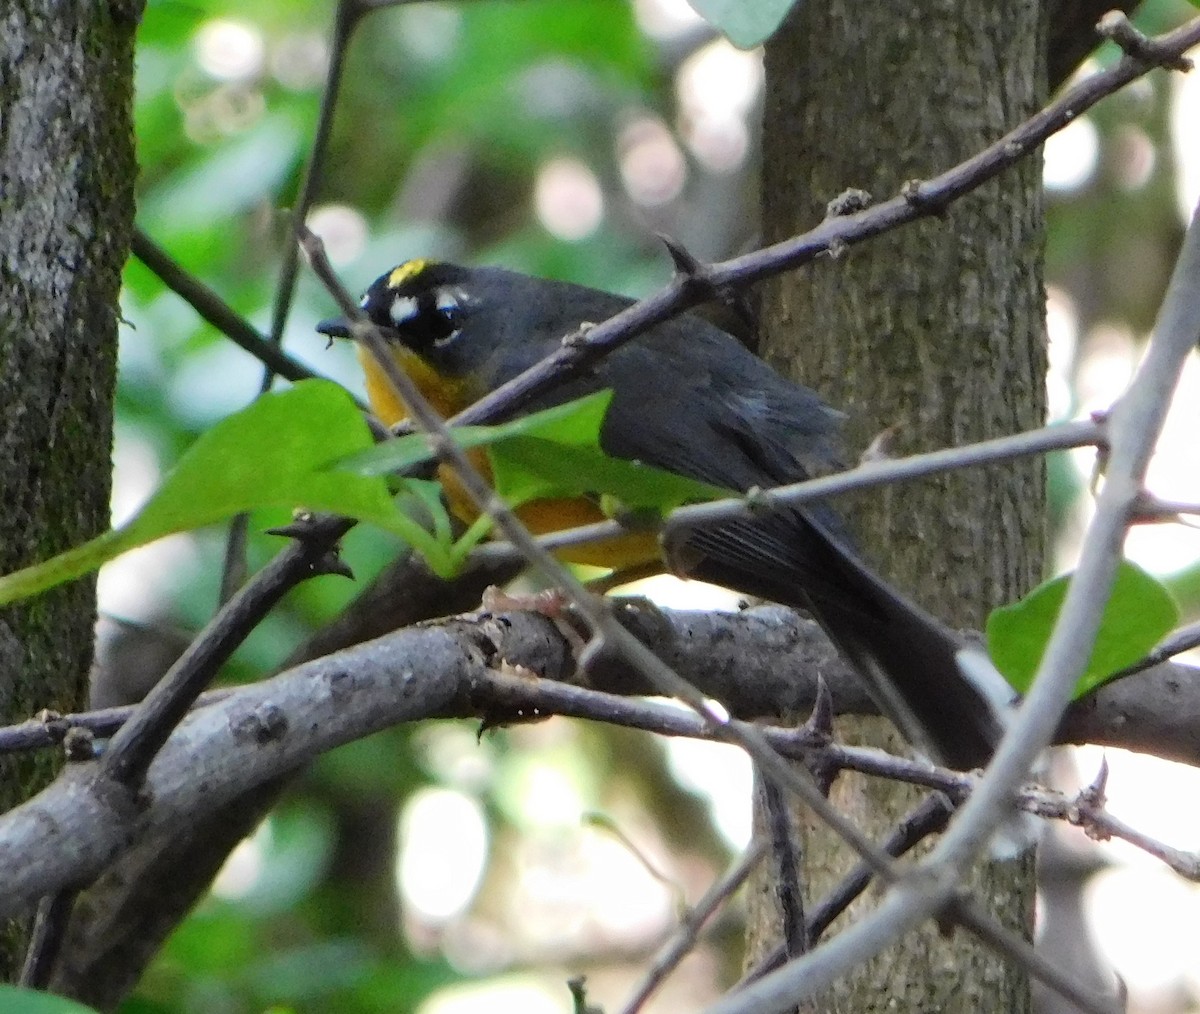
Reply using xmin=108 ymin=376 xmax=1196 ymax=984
xmin=680 ymin=508 xmax=1013 ymax=769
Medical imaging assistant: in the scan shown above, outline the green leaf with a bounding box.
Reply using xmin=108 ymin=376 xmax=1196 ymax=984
xmin=479 ymin=391 xmax=729 ymax=513
xmin=338 ymin=390 xmax=616 ymax=477
xmin=0 ymin=985 xmax=100 ymax=1014
xmin=340 ymin=386 xmax=728 ymax=526
xmin=488 ymin=436 xmax=727 ymax=515
xmin=987 ymin=560 xmax=1179 ymax=698
xmin=0 ymin=380 xmax=453 ymax=606
xmin=686 ymin=0 xmax=802 ymax=48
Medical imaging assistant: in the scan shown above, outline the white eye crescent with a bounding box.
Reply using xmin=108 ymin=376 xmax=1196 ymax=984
xmin=389 ymin=295 xmax=420 ymax=326
xmin=431 ymin=286 xmax=468 ymax=347
xmin=435 ymin=286 xmax=465 ymax=313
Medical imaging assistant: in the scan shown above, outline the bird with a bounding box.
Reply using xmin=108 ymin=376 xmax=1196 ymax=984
xmin=317 ymin=258 xmax=1014 ymax=769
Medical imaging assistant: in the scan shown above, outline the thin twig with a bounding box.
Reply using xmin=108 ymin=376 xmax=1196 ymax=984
xmin=12 ymin=614 xmax=1200 ymax=880
xmin=762 ymin=774 xmax=807 ymax=958
xmin=299 ymin=226 xmax=912 ymax=889
xmin=19 ymin=890 xmax=78 ymax=988
xmin=808 ymin=793 xmax=953 ymax=942
xmin=619 ymin=839 xmax=769 ymax=1014
xmin=222 ymin=0 xmax=366 ymax=610
xmin=0 ymin=691 xmax=233 ymax=755
xmin=712 ymin=194 xmax=1200 ymax=1014
xmin=665 ymin=418 xmax=1102 ymax=536
xmin=933 ymin=201 xmax=1200 ymax=866
xmin=129 ymin=230 xmax=321 ymax=389
xmin=445 ymin=17 xmax=1200 ymax=434
xmin=264 ymin=0 xmax=362 ymax=350
xmin=0 ymin=606 xmax=1196 ymax=927
xmin=99 ymin=518 xmax=354 ymax=787
xmin=488 ymin=419 xmax=1101 ymax=561
xmin=1026 ymin=779 xmax=1200 ymax=881
xmin=738 ymin=794 xmax=954 ymax=988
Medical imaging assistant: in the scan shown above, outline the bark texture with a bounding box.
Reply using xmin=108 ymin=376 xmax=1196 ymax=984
xmin=0 ymin=0 xmax=139 ymax=979
xmin=748 ymin=1 xmax=1048 ymax=1009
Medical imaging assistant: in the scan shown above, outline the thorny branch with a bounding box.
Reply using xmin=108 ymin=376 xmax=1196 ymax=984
xmin=25 ymin=6 xmax=1200 ymax=1008
xmin=299 ymin=228 xmax=920 ymax=892
xmin=4 ymin=607 xmax=1200 ymax=903
xmin=715 ymin=194 xmax=1200 ymax=1014
xmin=444 ymin=15 xmax=1200 ymax=433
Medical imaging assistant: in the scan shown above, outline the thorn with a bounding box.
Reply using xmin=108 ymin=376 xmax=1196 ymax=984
xmin=659 ymin=232 xmax=702 ymax=276
xmin=802 ymin=676 xmax=838 ymax=794
xmin=266 ymin=515 xmax=352 ymax=579
xmin=658 ymin=233 xmax=758 ymax=337
xmin=1127 ymin=491 xmax=1200 ymax=528
xmin=311 ymin=552 xmax=355 ymax=581
xmin=806 ymin=674 xmax=834 ymax=739
xmin=266 ymin=512 xmax=324 ymax=540
xmin=1083 ymin=755 xmax=1109 ymax=805
xmin=860 ymin=424 xmax=901 ymax=464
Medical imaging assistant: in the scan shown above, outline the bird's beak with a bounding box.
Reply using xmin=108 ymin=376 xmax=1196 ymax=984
xmin=316 ymin=317 xmax=352 ymax=339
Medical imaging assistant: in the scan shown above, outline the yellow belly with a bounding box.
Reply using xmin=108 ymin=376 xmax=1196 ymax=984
xmin=439 ymin=461 xmax=661 ymax=569
xmin=358 ymin=345 xmax=659 ymax=570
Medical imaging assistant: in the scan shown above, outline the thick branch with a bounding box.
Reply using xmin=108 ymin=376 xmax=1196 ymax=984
xmin=0 ymin=605 xmax=1196 ymax=919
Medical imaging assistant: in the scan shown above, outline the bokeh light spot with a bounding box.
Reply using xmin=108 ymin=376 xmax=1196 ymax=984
xmin=194 ymin=20 xmax=265 ymax=82
xmin=676 ymin=40 xmax=762 ymax=173
xmin=1043 ymin=115 xmax=1099 ymax=192
xmin=618 ymin=115 xmax=687 ymax=207
xmin=634 ymin=0 xmax=705 ymax=40
xmin=307 ymin=204 xmax=369 ymax=267
xmin=1170 ymin=46 xmax=1200 ymax=220
xmin=534 ymin=157 xmax=604 ymax=241
xmin=397 ymin=788 xmax=488 ymax=923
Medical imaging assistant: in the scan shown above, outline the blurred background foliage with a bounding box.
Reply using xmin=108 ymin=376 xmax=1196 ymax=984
xmin=103 ymin=0 xmax=1200 ymax=1010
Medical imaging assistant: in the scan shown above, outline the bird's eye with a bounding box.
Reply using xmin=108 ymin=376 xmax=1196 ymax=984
xmin=430 ymin=287 xmax=466 ymax=347
xmin=381 ymin=285 xmax=467 ymax=350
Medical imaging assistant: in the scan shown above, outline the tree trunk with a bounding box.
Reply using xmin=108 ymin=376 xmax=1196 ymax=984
xmin=0 ymin=0 xmax=139 ymax=979
xmin=747 ymin=1 xmax=1047 ymax=1009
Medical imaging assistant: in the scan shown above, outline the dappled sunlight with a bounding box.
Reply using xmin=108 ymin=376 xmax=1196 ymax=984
xmin=675 ymin=40 xmax=762 ymax=173
xmin=534 ymin=157 xmax=605 ymax=241
xmin=1044 ymin=115 xmax=1100 ymax=192
xmin=1170 ymin=45 xmax=1200 ymax=220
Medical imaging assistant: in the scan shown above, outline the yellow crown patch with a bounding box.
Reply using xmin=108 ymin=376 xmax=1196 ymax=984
xmin=387 ymin=259 xmax=434 ymax=288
